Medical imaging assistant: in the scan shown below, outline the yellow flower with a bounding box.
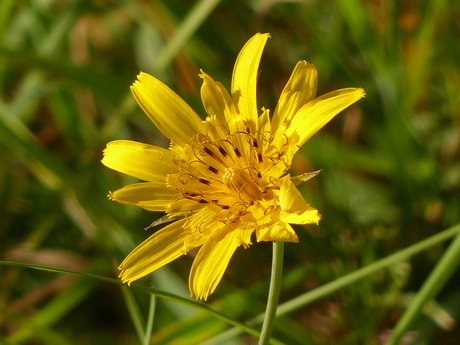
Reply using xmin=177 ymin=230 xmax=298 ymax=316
xmin=102 ymin=33 xmax=365 ymax=300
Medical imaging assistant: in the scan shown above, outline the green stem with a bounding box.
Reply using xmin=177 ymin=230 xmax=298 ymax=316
xmin=259 ymin=241 xmax=284 ymax=345
xmin=143 ymin=294 xmax=156 ymax=345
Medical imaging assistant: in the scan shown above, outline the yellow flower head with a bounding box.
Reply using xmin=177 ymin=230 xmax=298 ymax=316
xmin=102 ymin=33 xmax=365 ymax=300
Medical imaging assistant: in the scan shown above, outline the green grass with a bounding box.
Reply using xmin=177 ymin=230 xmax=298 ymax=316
xmin=1 ymin=0 xmax=460 ymax=344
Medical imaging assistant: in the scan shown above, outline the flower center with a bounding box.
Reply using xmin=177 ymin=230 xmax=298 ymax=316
xmin=222 ymin=167 xmax=263 ymax=202
xmin=167 ymin=123 xmax=279 ymax=222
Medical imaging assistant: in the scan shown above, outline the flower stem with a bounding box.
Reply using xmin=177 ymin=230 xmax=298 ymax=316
xmin=259 ymin=241 xmax=284 ymax=345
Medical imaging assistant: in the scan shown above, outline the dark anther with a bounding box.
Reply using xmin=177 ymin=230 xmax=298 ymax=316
xmin=234 ymin=147 xmax=242 ymax=158
xmin=198 ymin=199 xmax=208 ymax=203
xmin=252 ymin=139 xmax=259 ymax=148
xmin=257 ymin=153 xmax=263 ymax=163
xmin=199 ymin=178 xmax=211 ymax=185
xmin=203 ymin=146 xmax=214 ymax=157
xmin=219 ymin=146 xmax=228 ymax=157
xmin=208 ymin=165 xmax=219 ymax=174
xmin=257 ymin=172 xmax=262 ymax=179
xmin=222 ymin=205 xmax=230 ymax=209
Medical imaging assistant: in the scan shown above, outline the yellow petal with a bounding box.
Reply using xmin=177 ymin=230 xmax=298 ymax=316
xmin=281 ymin=209 xmax=321 ymax=225
xmin=279 ymin=176 xmax=321 ymax=225
xmin=131 ymin=72 xmax=205 ymax=146
xmin=167 ymin=199 xmax=205 ymax=217
xmin=109 ymin=182 xmax=176 ymax=211
xmin=234 ymin=227 xmax=254 ymax=247
xmin=102 ymin=140 xmax=177 ymax=182
xmin=271 ymin=60 xmax=318 ymax=131
xmin=231 ymin=33 xmax=270 ymax=128
xmin=189 ymin=232 xmax=239 ymax=300
xmin=256 ymin=222 xmax=299 ymax=242
xmin=257 ymin=107 xmax=271 ymax=153
xmin=184 ymin=204 xmax=221 ymax=234
xmin=119 ymin=219 xmax=188 ymax=284
xmin=200 ymin=71 xmax=235 ymax=125
xmin=286 ymin=87 xmax=365 ymax=148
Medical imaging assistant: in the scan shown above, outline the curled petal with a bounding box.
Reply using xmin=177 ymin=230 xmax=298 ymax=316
xmin=271 ymin=60 xmax=318 ymax=131
xmin=200 ymin=71 xmax=235 ymax=126
xmin=279 ymin=176 xmax=321 ymax=225
xmin=131 ymin=72 xmax=205 ymax=146
xmin=102 ymin=140 xmax=177 ymax=182
xmin=256 ymin=222 xmax=299 ymax=242
xmin=119 ymin=219 xmax=189 ymax=284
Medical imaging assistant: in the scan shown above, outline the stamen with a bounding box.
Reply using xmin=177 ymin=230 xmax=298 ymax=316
xmin=196 ymin=132 xmax=208 ymax=144
xmin=219 ymin=146 xmax=228 ymax=157
xmin=208 ymin=165 xmax=219 ymax=174
xmin=257 ymin=153 xmax=263 ymax=163
xmin=200 ymin=144 xmax=227 ymax=166
xmin=261 ymin=131 xmax=273 ymax=144
xmin=199 ymin=178 xmax=211 ymax=185
xmin=282 ymin=133 xmax=289 ymax=147
xmin=234 ymin=147 xmax=242 ymax=158
xmin=203 ymin=146 xmax=214 ymax=157
xmin=231 ymin=203 xmax=247 ymax=216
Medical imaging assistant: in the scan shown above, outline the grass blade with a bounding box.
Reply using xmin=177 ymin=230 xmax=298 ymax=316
xmin=384 ymin=230 xmax=460 ymax=344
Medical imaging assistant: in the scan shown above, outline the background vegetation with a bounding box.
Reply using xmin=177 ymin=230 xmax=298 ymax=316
xmin=1 ymin=0 xmax=459 ymax=344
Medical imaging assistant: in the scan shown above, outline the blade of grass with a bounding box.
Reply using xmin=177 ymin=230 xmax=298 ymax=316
xmin=384 ymin=230 xmax=460 ymax=345
xmin=143 ymin=294 xmax=156 ymax=345
xmin=150 ymin=267 xmax=197 ymax=318
xmin=35 ymin=1 xmax=85 ymax=58
xmin=6 ymin=260 xmax=109 ymax=344
xmin=0 ymin=260 xmax=283 ymax=345
xmin=0 ymin=0 xmax=14 ymax=39
xmin=152 ymin=0 xmax=223 ymax=71
xmin=277 ymin=223 xmax=460 ymax=316
xmin=404 ymin=0 xmax=450 ymax=110
xmin=121 ymin=286 xmax=146 ymax=343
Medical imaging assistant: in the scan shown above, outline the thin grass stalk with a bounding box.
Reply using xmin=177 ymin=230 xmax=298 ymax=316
xmin=121 ymin=286 xmax=146 ymax=342
xmin=384 ymin=230 xmax=460 ymax=345
xmin=153 ymin=0 xmax=223 ymax=71
xmin=143 ymin=294 xmax=156 ymax=345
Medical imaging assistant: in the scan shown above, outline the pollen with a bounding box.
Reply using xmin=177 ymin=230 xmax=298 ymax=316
xmin=222 ymin=167 xmax=235 ymax=180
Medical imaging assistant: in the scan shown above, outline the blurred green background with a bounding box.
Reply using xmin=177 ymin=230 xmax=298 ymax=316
xmin=1 ymin=0 xmax=459 ymax=344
